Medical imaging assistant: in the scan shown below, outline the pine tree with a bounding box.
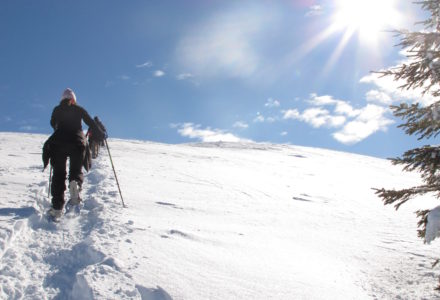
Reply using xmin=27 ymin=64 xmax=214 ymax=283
xmin=374 ymin=0 xmax=440 ymax=289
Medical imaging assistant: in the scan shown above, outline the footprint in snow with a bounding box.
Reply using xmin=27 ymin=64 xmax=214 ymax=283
xmin=156 ymin=202 xmax=184 ymax=210
xmin=161 ymin=229 xmax=196 ymax=241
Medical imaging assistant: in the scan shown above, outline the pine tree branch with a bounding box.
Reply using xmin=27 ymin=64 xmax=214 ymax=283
xmin=389 ymin=103 xmax=440 ymax=140
xmin=374 ymin=185 xmax=440 ymax=210
xmin=376 ymin=29 xmax=440 ymax=98
xmin=416 ymin=209 xmax=430 ymax=239
xmin=390 ymin=145 xmax=440 ymax=186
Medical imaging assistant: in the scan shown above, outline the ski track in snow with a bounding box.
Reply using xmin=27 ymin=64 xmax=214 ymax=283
xmin=1 ymin=133 xmax=440 ymax=299
xmin=0 ymin=134 xmax=171 ymax=299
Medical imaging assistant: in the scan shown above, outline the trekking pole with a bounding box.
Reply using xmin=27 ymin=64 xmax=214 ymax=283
xmin=48 ymin=165 xmax=52 ymax=198
xmin=104 ymin=139 xmax=126 ymax=207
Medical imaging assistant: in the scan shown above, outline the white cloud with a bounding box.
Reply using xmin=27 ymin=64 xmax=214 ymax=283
xmin=358 ymin=49 xmax=440 ymax=106
xmin=283 ymin=109 xmax=300 ymax=120
xmin=265 ymin=98 xmax=280 ymax=108
xmin=334 ymin=101 xmax=359 ymax=117
xmin=283 ymin=93 xmax=395 ymax=144
xmin=301 ymin=107 xmax=346 ymax=128
xmin=308 ymin=94 xmax=359 ymax=117
xmin=280 ymin=131 xmax=288 ymax=136
xmin=360 ymin=72 xmax=436 ymax=106
xmin=136 ymin=61 xmax=153 ymax=68
xmin=252 ymin=110 xmax=278 ymax=123
xmin=283 ymin=95 xmax=350 ymax=129
xmin=305 ymin=5 xmax=324 ymax=17
xmin=308 ymin=94 xmax=336 ymax=106
xmin=254 ymin=113 xmax=265 ymax=123
xmin=176 ymin=9 xmax=269 ymax=79
xmin=176 ymin=73 xmax=194 ymax=80
xmin=233 ymin=121 xmax=249 ymax=129
xmin=266 ymin=117 xmax=277 ymax=123
xmin=280 ymin=53 xmax=440 ymax=145
xmin=333 ymin=104 xmax=394 ymax=145
xmin=365 ymin=89 xmax=392 ymax=105
xmin=175 ymin=123 xmax=251 ymax=143
xmin=119 ymin=75 xmax=130 ymax=80
xmin=300 ymin=107 xmax=329 ymax=128
xmin=154 ymin=70 xmax=165 ymax=77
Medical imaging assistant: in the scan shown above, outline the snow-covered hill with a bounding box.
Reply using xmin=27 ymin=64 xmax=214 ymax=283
xmin=0 ymin=132 xmax=439 ymax=299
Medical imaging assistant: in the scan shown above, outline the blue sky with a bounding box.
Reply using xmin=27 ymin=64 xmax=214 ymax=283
xmin=0 ymin=0 xmax=432 ymax=158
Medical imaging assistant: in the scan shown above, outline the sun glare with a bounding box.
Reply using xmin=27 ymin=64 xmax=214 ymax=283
xmin=290 ymin=0 xmax=403 ymax=77
xmin=333 ymin=0 xmax=401 ymax=44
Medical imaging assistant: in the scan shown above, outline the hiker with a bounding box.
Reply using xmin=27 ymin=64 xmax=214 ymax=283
xmin=87 ymin=116 xmax=107 ymax=159
xmin=43 ymin=88 xmax=104 ymax=219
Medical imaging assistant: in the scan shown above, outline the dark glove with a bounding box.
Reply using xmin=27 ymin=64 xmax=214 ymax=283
xmin=42 ymin=137 xmax=52 ymax=170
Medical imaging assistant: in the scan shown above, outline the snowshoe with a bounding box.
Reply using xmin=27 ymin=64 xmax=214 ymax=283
xmin=68 ymin=181 xmax=82 ymax=205
xmin=47 ymin=208 xmax=62 ymax=222
xmin=65 ymin=201 xmax=81 ymax=216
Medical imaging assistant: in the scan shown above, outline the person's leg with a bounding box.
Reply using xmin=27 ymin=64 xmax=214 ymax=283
xmin=67 ymin=144 xmax=84 ymax=204
xmin=50 ymin=145 xmax=68 ymax=210
xmin=68 ymin=144 xmax=84 ymax=188
xmin=90 ymin=140 xmax=95 ymax=158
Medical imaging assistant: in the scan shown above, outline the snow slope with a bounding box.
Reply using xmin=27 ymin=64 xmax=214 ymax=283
xmin=0 ymin=132 xmax=439 ymax=299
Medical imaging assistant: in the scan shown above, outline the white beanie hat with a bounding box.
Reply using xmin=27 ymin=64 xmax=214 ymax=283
xmin=61 ymin=88 xmax=76 ymax=102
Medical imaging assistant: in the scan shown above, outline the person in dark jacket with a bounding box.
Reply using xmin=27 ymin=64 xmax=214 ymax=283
xmin=47 ymin=88 xmax=103 ymax=218
xmin=94 ymin=116 xmax=108 ymax=143
xmin=87 ymin=116 xmax=107 ymax=158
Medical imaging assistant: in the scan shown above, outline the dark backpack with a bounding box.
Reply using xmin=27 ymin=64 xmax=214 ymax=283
xmin=42 ymin=134 xmax=92 ymax=172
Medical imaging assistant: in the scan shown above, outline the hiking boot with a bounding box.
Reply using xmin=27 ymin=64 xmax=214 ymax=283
xmin=68 ymin=181 xmax=82 ymax=205
xmin=48 ymin=207 xmax=63 ymax=219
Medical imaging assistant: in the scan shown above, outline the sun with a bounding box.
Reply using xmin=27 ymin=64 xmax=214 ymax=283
xmin=291 ymin=0 xmax=403 ymax=76
xmin=332 ymin=0 xmax=401 ymax=44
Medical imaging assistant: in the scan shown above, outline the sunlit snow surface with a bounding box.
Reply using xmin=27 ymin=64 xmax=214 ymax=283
xmin=0 ymin=132 xmax=439 ymax=299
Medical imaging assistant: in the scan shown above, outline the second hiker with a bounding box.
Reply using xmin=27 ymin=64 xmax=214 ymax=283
xmin=87 ymin=116 xmax=107 ymax=159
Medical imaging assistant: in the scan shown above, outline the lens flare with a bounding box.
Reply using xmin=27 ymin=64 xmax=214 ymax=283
xmin=333 ymin=0 xmax=401 ymax=44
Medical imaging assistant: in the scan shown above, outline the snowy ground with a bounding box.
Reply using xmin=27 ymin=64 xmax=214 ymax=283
xmin=0 ymin=132 xmax=440 ymax=299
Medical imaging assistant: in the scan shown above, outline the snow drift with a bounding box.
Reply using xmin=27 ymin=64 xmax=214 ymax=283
xmin=0 ymin=132 xmax=439 ymax=299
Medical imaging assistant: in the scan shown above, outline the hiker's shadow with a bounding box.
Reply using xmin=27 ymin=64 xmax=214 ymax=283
xmin=0 ymin=207 xmax=37 ymax=220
